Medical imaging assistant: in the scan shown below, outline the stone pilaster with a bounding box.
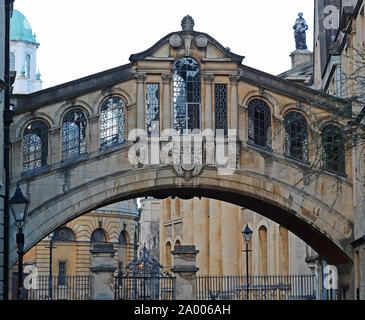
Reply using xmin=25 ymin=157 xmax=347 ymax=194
xmin=89 ymin=244 xmax=116 ymax=300
xmin=209 ymin=199 xmax=222 ymax=275
xmin=221 ymin=202 xmax=240 ymax=275
xmin=193 ymin=198 xmax=209 ymax=275
xmin=171 ymin=245 xmax=199 ymax=300
xmin=88 ymin=116 xmax=100 ymax=153
xmin=203 ymin=73 xmax=214 ymax=131
xmin=49 ymin=127 xmax=61 ymax=164
xmin=162 ymin=73 xmax=173 ymax=131
xmin=11 ymin=139 xmax=22 ymax=176
xmin=182 ymin=199 xmax=194 ymax=245
xmin=135 ymin=73 xmax=146 ymax=131
xmin=229 ymin=74 xmax=240 ymax=134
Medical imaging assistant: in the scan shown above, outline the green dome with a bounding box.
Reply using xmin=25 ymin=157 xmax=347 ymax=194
xmin=10 ymin=9 xmax=38 ymax=44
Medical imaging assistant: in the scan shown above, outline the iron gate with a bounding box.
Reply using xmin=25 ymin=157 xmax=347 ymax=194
xmin=115 ymin=245 xmax=175 ymax=300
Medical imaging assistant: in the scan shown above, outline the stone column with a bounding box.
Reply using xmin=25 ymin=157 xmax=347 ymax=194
xmin=162 ymin=73 xmax=173 ymax=131
xmin=229 ymin=74 xmax=240 ymax=134
xmin=89 ymin=244 xmax=116 ymax=300
xmin=171 ymin=245 xmax=199 ymax=300
xmin=203 ymin=73 xmax=214 ymax=131
xmin=135 ymin=72 xmax=146 ymax=131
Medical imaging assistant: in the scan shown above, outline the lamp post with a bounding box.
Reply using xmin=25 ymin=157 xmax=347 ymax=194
xmin=46 ymin=232 xmax=55 ymax=300
xmin=9 ymin=185 xmax=30 ymax=300
xmin=242 ymin=224 xmax=253 ymax=300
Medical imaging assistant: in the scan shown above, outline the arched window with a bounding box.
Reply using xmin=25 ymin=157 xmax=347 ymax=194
xmin=100 ymin=96 xmax=126 ymax=149
xmin=25 ymin=54 xmax=31 ymax=78
xmin=284 ymin=112 xmax=308 ymax=161
xmin=173 ymin=57 xmax=201 ymax=133
xmin=90 ymin=228 xmax=107 ymax=243
xmin=53 ymin=227 xmax=75 ymax=242
xmin=62 ymin=109 xmax=87 ymax=160
xmin=10 ymin=52 xmax=15 ymax=71
xmin=23 ymin=121 xmax=48 ymax=172
xmin=248 ymin=99 xmax=272 ymax=149
xmin=322 ymin=124 xmax=345 ymax=175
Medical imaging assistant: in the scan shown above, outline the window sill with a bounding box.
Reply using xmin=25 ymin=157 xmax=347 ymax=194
xmin=21 ymin=165 xmax=50 ymax=176
xmin=61 ymin=153 xmax=88 ymax=164
xmin=247 ymin=141 xmax=273 ymax=153
xmin=284 ymin=154 xmax=311 ymax=166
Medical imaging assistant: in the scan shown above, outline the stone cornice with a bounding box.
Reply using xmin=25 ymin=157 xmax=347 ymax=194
xmin=11 ymin=63 xmax=135 ymax=115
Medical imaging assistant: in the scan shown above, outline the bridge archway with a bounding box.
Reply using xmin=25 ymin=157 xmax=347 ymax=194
xmin=10 ymin=165 xmax=353 ymax=267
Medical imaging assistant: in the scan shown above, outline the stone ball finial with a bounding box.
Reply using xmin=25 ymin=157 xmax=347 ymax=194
xmin=181 ymin=15 xmax=194 ymax=31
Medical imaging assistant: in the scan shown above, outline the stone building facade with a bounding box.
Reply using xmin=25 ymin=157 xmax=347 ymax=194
xmin=141 ymin=197 xmax=311 ymax=275
xmin=13 ymin=200 xmax=140 ymax=277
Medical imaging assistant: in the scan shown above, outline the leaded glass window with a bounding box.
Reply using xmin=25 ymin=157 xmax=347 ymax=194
xmin=215 ymin=84 xmax=227 ymax=136
xmin=322 ymin=124 xmax=345 ymax=175
xmin=173 ymin=57 xmax=201 ymax=134
xmin=100 ymin=96 xmax=126 ymax=149
xmin=248 ymin=99 xmax=272 ymax=149
xmin=53 ymin=227 xmax=75 ymax=242
xmin=23 ymin=121 xmax=48 ymax=172
xmin=62 ymin=109 xmax=87 ymax=160
xmin=146 ymin=83 xmax=160 ymax=136
xmin=284 ymin=112 xmax=308 ymax=161
xmin=90 ymin=228 xmax=107 ymax=243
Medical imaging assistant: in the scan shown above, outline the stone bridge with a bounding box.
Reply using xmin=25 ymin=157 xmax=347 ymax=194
xmin=9 ymin=17 xmax=355 ymax=277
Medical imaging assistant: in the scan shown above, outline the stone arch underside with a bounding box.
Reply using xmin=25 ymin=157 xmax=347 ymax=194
xmin=10 ymin=166 xmax=353 ymax=267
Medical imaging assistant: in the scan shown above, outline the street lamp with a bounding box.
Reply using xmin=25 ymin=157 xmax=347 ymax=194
xmin=242 ymin=224 xmax=253 ymax=300
xmin=9 ymin=185 xmax=30 ymax=300
xmin=46 ymin=232 xmax=55 ymax=300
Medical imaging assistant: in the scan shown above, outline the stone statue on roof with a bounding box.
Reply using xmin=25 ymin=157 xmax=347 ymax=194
xmin=293 ymin=12 xmax=308 ymax=50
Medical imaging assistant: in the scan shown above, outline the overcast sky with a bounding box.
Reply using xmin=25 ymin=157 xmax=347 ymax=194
xmin=13 ymin=0 xmax=314 ymax=89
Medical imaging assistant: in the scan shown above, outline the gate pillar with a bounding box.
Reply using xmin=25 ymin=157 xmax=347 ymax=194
xmin=89 ymin=244 xmax=116 ymax=300
xmin=171 ymin=245 xmax=199 ymax=300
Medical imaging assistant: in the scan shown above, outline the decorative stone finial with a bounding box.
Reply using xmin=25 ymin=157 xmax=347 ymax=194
xmin=36 ymin=70 xmax=41 ymax=80
xmin=293 ymin=12 xmax=308 ymax=50
xmin=181 ymin=15 xmax=194 ymax=31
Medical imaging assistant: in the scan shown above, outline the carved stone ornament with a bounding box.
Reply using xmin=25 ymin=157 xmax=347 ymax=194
xmin=194 ymin=34 xmax=208 ymax=48
xmin=181 ymin=15 xmax=195 ymax=31
xmin=169 ymin=34 xmax=183 ymax=48
xmin=173 ymin=163 xmax=205 ymax=183
xmin=172 ymin=143 xmax=205 ymax=182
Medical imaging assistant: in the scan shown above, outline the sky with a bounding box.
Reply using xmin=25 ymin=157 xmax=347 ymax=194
xmin=13 ymin=0 xmax=314 ymax=89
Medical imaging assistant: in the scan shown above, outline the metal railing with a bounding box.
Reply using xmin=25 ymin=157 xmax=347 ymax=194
xmin=197 ymin=274 xmax=316 ymax=300
xmin=115 ymin=275 xmax=176 ymax=300
xmin=9 ymin=274 xmax=93 ymax=300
